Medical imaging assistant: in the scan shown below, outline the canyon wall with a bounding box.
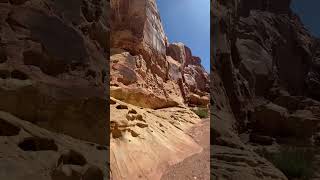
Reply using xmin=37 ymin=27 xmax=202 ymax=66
xmin=109 ymin=0 xmax=210 ymax=179
xmin=212 ymin=0 xmax=320 ymax=179
xmin=110 ymin=0 xmax=209 ymax=109
xmin=0 ymin=0 xmax=109 ymax=179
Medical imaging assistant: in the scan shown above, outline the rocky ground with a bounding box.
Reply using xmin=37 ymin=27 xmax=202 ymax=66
xmin=161 ymin=118 xmax=210 ymax=180
xmin=110 ymin=98 xmax=203 ymax=180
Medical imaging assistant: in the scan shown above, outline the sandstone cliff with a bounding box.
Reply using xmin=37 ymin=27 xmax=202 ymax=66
xmin=0 ymin=0 xmax=109 ymax=179
xmin=109 ymin=0 xmax=209 ymax=179
xmin=212 ymin=0 xmax=320 ymax=179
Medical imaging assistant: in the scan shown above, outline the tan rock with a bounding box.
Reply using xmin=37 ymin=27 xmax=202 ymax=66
xmin=188 ymin=93 xmax=210 ymax=106
xmin=110 ymin=0 xmax=167 ymax=61
xmin=109 ymin=1 xmax=210 ymax=179
xmin=110 ymin=98 xmax=202 ymax=180
xmin=166 ymin=43 xmax=192 ymax=65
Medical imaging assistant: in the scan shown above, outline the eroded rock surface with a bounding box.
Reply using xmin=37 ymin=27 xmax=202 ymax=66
xmin=212 ymin=0 xmax=320 ymax=179
xmin=0 ymin=0 xmax=108 ymax=145
xmin=110 ymin=0 xmax=209 ymax=109
xmin=110 ymin=0 xmax=209 ymax=179
xmin=0 ymin=0 xmax=109 ymax=179
xmin=0 ymin=111 xmax=108 ymax=180
xmin=110 ymin=98 xmax=202 ymax=179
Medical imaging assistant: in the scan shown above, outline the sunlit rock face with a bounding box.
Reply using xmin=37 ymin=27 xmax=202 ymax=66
xmin=110 ymin=0 xmax=209 ymax=109
xmin=110 ymin=0 xmax=167 ymax=60
xmin=110 ymin=0 xmax=210 ymax=179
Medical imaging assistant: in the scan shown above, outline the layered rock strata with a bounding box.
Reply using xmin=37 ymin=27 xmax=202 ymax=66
xmin=0 ymin=0 xmax=109 ymax=179
xmin=110 ymin=0 xmax=209 ymax=179
xmin=212 ymin=0 xmax=320 ymax=179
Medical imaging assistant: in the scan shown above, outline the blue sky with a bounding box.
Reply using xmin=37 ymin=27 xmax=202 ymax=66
xmin=291 ymin=0 xmax=320 ymax=37
xmin=156 ymin=0 xmax=210 ymax=72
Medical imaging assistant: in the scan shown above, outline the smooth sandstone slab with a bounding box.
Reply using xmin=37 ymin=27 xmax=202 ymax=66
xmin=110 ymin=98 xmax=202 ymax=180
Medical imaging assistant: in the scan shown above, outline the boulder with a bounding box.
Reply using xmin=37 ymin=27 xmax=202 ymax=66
xmin=188 ymin=93 xmax=210 ymax=106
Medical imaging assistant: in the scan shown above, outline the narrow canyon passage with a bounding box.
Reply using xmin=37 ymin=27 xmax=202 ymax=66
xmin=161 ymin=118 xmax=210 ymax=180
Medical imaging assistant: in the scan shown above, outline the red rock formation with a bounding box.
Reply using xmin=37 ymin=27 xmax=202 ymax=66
xmin=110 ymin=0 xmax=209 ymax=108
xmin=0 ymin=0 xmax=109 ymax=179
xmin=110 ymin=0 xmax=210 ymax=179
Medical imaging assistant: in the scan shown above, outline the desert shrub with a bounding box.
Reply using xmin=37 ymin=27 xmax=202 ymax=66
xmin=192 ymin=108 xmax=208 ymax=119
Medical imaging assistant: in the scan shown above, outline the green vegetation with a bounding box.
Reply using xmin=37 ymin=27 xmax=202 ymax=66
xmin=257 ymin=147 xmax=315 ymax=180
xmin=192 ymin=108 xmax=209 ymax=119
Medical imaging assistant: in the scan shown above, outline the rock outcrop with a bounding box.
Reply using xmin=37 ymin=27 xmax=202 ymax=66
xmin=0 ymin=0 xmax=109 ymax=179
xmin=110 ymin=0 xmax=209 ymax=179
xmin=0 ymin=0 xmax=108 ymax=145
xmin=110 ymin=0 xmax=209 ymax=109
xmin=0 ymin=111 xmax=108 ymax=179
xmin=212 ymin=0 xmax=320 ymax=179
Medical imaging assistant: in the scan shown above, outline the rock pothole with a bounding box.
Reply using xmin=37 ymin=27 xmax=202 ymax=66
xmin=9 ymin=0 xmax=29 ymax=5
xmin=23 ymin=50 xmax=66 ymax=76
xmin=128 ymin=109 xmax=137 ymax=114
xmin=136 ymin=114 xmax=145 ymax=122
xmin=111 ymin=128 xmax=122 ymax=139
xmin=116 ymin=104 xmax=128 ymax=109
xmin=11 ymin=70 xmax=29 ymax=80
xmin=110 ymin=99 xmax=116 ymax=104
xmin=130 ymin=130 xmax=139 ymax=137
xmin=0 ymin=69 xmax=29 ymax=80
xmin=0 ymin=118 xmax=20 ymax=136
xmin=102 ymin=70 xmax=106 ymax=83
xmin=96 ymin=145 xmax=108 ymax=151
xmin=0 ymin=70 xmax=10 ymax=79
xmin=18 ymin=137 xmax=58 ymax=151
xmin=126 ymin=114 xmax=135 ymax=121
xmin=0 ymin=48 xmax=7 ymax=63
xmin=86 ymin=69 xmax=96 ymax=78
xmin=136 ymin=123 xmax=148 ymax=128
xmin=58 ymin=150 xmax=87 ymax=166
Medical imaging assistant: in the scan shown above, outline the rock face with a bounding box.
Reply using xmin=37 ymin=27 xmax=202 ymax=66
xmin=110 ymin=0 xmax=209 ymax=179
xmin=110 ymin=0 xmax=209 ymax=109
xmin=0 ymin=0 xmax=108 ymax=179
xmin=0 ymin=0 xmax=108 ymax=145
xmin=110 ymin=0 xmax=167 ymax=60
xmin=212 ymin=0 xmax=320 ymax=179
xmin=0 ymin=111 xmax=108 ymax=180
